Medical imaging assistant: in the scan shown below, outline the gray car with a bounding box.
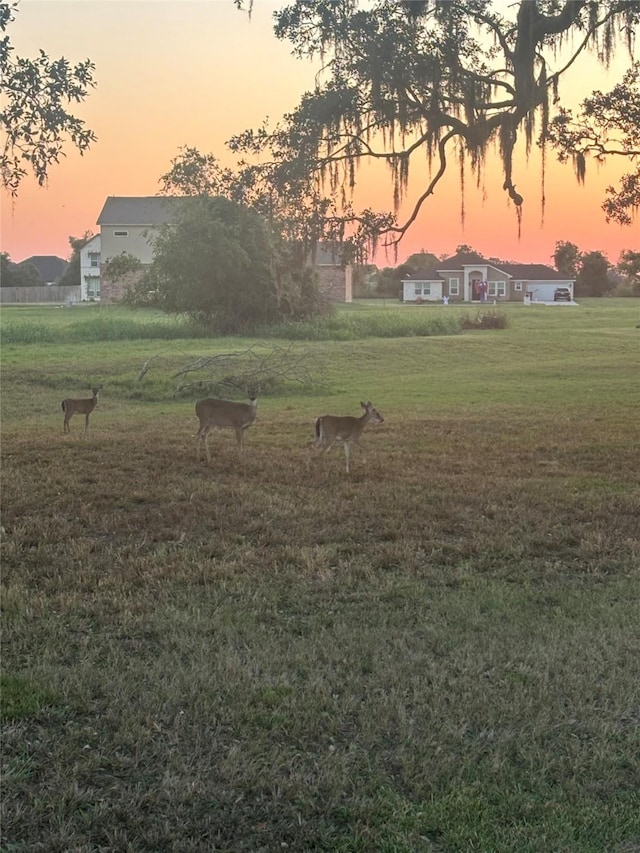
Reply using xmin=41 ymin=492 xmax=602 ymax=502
xmin=554 ymin=287 xmax=572 ymax=302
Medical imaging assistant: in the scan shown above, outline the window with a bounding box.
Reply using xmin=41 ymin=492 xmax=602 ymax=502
xmin=114 ymin=230 xmax=128 ymax=237
xmin=414 ymin=284 xmax=431 ymax=297
xmin=449 ymin=277 xmax=459 ymax=295
xmin=488 ymin=280 xmax=506 ymax=297
xmin=85 ymin=275 xmax=100 ymax=298
xmin=88 ymin=252 xmax=100 ymax=268
xmin=514 ymin=281 xmax=523 ymax=291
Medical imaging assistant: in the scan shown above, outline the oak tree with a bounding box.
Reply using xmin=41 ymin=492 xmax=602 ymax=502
xmin=234 ymin=1 xmax=640 ymax=249
xmin=547 ymin=64 xmax=640 ymax=225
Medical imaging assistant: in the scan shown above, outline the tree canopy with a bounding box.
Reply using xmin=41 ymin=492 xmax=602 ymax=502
xmin=137 ymin=197 xmax=328 ymax=333
xmin=0 ymin=252 xmax=41 ymax=287
xmin=547 ymin=63 xmax=640 ymax=225
xmin=0 ymin=1 xmax=96 ymax=195
xmin=234 ymin=0 xmax=640 ymax=250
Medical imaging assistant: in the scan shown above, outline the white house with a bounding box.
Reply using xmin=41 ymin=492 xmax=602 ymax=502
xmin=401 ymin=251 xmax=575 ymax=304
xmin=79 ymin=234 xmax=101 ymax=301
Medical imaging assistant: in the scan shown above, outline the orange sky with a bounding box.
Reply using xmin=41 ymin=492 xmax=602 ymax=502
xmin=1 ymin=0 xmax=638 ymax=268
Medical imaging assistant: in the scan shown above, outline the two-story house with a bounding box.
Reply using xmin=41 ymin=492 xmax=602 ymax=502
xmin=97 ymin=197 xmax=183 ymax=302
xmin=97 ymin=196 xmax=353 ymax=304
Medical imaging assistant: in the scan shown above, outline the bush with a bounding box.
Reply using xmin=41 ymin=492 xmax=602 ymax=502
xmin=610 ymin=281 xmax=640 ymax=297
xmin=459 ymin=310 xmax=509 ymax=330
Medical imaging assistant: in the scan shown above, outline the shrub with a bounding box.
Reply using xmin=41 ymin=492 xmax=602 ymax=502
xmin=460 ymin=310 xmax=509 ymax=330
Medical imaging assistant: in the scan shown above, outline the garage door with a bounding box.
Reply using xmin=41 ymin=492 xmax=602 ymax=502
xmin=529 ymin=283 xmax=558 ymax=301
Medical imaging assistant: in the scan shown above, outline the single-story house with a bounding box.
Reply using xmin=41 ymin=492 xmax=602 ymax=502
xmin=97 ymin=196 xmax=352 ymax=303
xmin=401 ymin=251 xmax=575 ymax=303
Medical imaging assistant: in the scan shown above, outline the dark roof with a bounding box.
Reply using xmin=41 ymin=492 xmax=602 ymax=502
xmin=436 ymin=253 xmax=563 ymax=279
xmin=20 ymin=255 xmax=68 ymax=283
xmin=402 ymin=267 xmax=442 ymax=281
xmin=501 ymin=263 xmax=565 ymax=281
xmin=97 ymin=196 xmax=183 ymax=226
xmin=401 ymin=254 xmax=570 ymax=284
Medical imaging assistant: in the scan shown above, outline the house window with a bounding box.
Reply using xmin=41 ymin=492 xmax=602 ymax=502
xmin=488 ymin=280 xmax=506 ymax=297
xmin=514 ymin=281 xmax=523 ymax=291
xmin=449 ymin=277 xmax=459 ymax=296
xmin=89 ymin=252 xmax=100 ymax=268
xmin=114 ymin=230 xmax=128 ymax=236
xmin=85 ymin=275 xmax=100 ymax=298
xmin=414 ymin=284 xmax=431 ymax=297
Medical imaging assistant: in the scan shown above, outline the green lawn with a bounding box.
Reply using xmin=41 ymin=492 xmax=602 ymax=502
xmin=1 ymin=299 xmax=639 ymax=852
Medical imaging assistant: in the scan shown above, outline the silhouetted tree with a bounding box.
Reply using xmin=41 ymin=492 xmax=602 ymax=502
xmin=0 ymin=2 xmax=96 ymax=195
xmin=376 ymin=263 xmax=414 ymax=298
xmin=576 ymin=250 xmax=612 ymax=297
xmin=617 ymin=250 xmax=640 ymax=294
xmin=554 ymin=241 xmax=582 ymax=278
xmin=233 ymin=1 xmax=640 ymax=249
xmin=0 ymin=252 xmax=41 ymax=287
xmin=405 ymin=251 xmax=440 ymax=270
xmin=547 ymin=64 xmax=640 ymax=225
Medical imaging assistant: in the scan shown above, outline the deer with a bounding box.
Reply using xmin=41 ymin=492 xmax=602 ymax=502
xmin=195 ymin=395 xmax=258 ymax=462
xmin=61 ymin=386 xmax=102 ymax=436
xmin=314 ymin=400 xmax=384 ymax=473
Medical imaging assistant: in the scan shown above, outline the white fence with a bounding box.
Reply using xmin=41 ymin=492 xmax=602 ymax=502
xmin=0 ymin=285 xmax=82 ymax=304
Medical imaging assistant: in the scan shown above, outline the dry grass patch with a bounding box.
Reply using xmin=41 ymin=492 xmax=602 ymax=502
xmin=2 ymin=406 xmax=639 ymax=852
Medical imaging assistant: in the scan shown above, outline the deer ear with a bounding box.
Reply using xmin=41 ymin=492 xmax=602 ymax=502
xmin=360 ymin=401 xmax=366 ymax=409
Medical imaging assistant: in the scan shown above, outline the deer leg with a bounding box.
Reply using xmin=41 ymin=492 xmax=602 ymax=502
xmin=235 ymin=427 xmax=245 ymax=455
xmin=84 ymin=414 xmax=90 ymax=436
xmin=344 ymin=442 xmax=351 ymax=474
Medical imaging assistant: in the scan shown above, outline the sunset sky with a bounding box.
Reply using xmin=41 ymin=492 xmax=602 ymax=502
xmin=1 ymin=0 xmax=638 ymax=269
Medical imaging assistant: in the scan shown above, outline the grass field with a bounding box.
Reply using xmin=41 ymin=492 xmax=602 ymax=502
xmin=1 ymin=299 xmax=639 ymax=852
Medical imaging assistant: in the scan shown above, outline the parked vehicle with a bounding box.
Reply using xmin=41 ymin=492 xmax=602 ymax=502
xmin=554 ymin=287 xmax=572 ymax=302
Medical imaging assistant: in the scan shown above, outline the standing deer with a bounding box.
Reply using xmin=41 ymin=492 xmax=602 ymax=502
xmin=61 ymin=386 xmax=102 ymax=436
xmin=314 ymin=400 xmax=384 ymax=473
xmin=195 ymin=395 xmax=258 ymax=462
